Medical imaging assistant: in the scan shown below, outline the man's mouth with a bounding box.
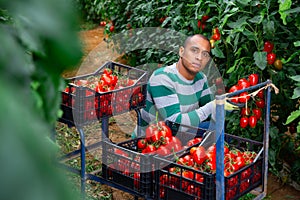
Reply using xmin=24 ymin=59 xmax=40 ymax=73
xmin=192 ymin=63 xmax=201 ymax=68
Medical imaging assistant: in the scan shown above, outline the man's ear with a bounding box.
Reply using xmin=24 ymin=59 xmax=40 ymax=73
xmin=179 ymin=46 xmax=184 ymax=57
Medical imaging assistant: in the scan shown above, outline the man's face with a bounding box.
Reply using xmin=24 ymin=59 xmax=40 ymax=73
xmin=180 ymin=36 xmax=211 ymax=76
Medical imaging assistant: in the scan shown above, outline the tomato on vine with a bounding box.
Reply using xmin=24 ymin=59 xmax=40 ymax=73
xmin=263 ymin=41 xmax=274 ymax=53
xmin=267 ymin=52 xmax=276 ymax=65
xmin=240 ymin=117 xmax=249 ymax=128
xmin=252 ymin=108 xmax=262 ymax=119
xmin=248 ymin=74 xmax=259 ymax=86
xmin=239 ymin=92 xmax=250 ymax=103
xmin=248 ymin=116 xmax=258 ymax=128
xmin=273 ymin=59 xmax=283 ymax=70
xmin=256 ymin=99 xmax=265 ymax=108
xmin=238 ymin=78 xmax=250 ymax=89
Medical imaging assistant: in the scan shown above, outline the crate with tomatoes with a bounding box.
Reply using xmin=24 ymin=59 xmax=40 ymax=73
xmin=154 ymin=127 xmax=263 ymax=200
xmin=101 ymin=120 xmax=205 ymax=198
xmin=59 ymin=61 xmax=147 ymax=126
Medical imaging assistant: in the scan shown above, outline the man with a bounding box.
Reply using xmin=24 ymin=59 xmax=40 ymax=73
xmin=133 ymin=34 xmax=236 ymax=137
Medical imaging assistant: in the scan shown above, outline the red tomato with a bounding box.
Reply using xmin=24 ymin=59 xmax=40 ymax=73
xmin=99 ymin=21 xmax=107 ymax=26
xmin=157 ymin=121 xmax=172 ymax=138
xmin=229 ymin=85 xmax=241 ymax=93
xmin=248 ymin=74 xmax=259 ymax=86
xmin=207 ymin=160 xmax=216 ymax=172
xmin=252 ymin=108 xmax=262 ymax=119
xmin=235 ymin=156 xmax=245 ymax=170
xmin=186 ymin=137 xmax=202 ymax=146
xmin=109 ymin=25 xmax=115 ymax=32
xmin=229 ymin=85 xmax=241 ymax=103
xmin=263 ymin=41 xmax=274 ymax=53
xmin=137 ymin=138 xmax=147 ymax=149
xmin=256 ymin=99 xmax=265 ymax=108
xmin=197 ymin=20 xmax=201 ymax=28
xmin=257 ymin=90 xmax=264 ymax=99
xmin=239 ymin=92 xmax=250 ymax=103
xmin=240 ymin=117 xmax=249 ymax=128
xmin=212 ymin=32 xmax=221 ymax=41
xmin=193 ymin=146 xmax=207 ymax=165
xmin=133 ymin=172 xmax=140 ymax=188
xmin=241 ymin=107 xmax=250 ymax=116
xmin=238 ymin=78 xmax=250 ymax=89
xmin=249 ymin=116 xmax=258 ymax=128
xmin=144 ymin=144 xmax=156 ymax=153
xmin=267 ymin=52 xmax=276 ymax=65
xmin=156 ymin=145 xmax=171 ymax=156
xmin=103 ymin=68 xmax=112 ymax=75
xmin=201 ymin=23 xmax=206 ymax=31
xmin=189 ymin=147 xmax=197 ymax=155
xmin=202 ymin=15 xmax=210 ymax=22
xmin=101 ymin=73 xmax=112 ymax=85
xmin=145 ymin=124 xmax=158 ymax=141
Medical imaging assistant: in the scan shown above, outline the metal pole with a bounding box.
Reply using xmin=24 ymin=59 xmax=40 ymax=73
xmin=78 ymin=127 xmax=86 ymax=199
xmin=215 ymin=95 xmax=225 ymax=200
xmin=263 ymin=83 xmax=271 ymax=195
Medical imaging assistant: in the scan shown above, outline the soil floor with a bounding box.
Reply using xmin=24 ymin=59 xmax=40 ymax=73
xmin=60 ymin=26 xmax=300 ymax=200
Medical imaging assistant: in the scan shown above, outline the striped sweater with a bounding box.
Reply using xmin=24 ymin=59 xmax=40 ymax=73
xmin=140 ymin=63 xmax=214 ymax=131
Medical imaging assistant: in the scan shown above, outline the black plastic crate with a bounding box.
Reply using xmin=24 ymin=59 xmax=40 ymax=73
xmin=154 ymin=133 xmax=264 ymax=200
xmin=102 ymin=139 xmax=154 ymax=198
xmin=101 ymin=122 xmax=204 ymax=198
xmin=59 ymin=61 xmax=147 ymax=127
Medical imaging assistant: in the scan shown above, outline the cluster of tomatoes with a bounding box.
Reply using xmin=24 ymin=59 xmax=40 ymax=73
xmin=61 ymin=68 xmax=145 ymax=120
xmin=263 ymin=41 xmax=282 ymax=70
xmin=137 ymin=121 xmax=203 ymax=156
xmin=159 ymin=143 xmax=260 ymax=199
xmin=99 ymin=20 xmax=115 ymax=32
xmin=197 ymin=15 xmax=209 ymax=31
xmin=210 ymin=27 xmax=221 ymax=48
xmin=228 ymin=74 xmax=265 ymax=128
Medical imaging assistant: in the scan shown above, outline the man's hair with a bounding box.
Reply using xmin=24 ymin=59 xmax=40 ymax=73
xmin=183 ymin=34 xmax=210 ymax=48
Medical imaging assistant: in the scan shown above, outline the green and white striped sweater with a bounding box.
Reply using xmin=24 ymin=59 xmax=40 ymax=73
xmin=140 ymin=63 xmax=214 ymax=131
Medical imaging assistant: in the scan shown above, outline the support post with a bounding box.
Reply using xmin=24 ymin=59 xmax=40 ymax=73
xmin=78 ymin=127 xmax=86 ymax=199
xmin=215 ymin=95 xmax=225 ymax=200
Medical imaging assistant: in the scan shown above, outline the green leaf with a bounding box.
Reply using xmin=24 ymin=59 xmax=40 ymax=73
xmin=285 ymin=108 xmax=300 ymax=124
xmin=248 ymin=15 xmax=263 ymax=24
xmin=227 ymin=16 xmax=250 ymax=29
xmin=290 ymin=75 xmax=300 ymax=82
xmin=242 ymin=29 xmax=256 ymax=41
xmin=294 ymin=41 xmax=300 ymax=47
xmin=253 ymin=51 xmax=267 ymax=70
xmin=292 ymin=87 xmax=300 ymax=99
xmin=211 ymin=45 xmax=225 ymax=58
xmin=236 ymin=0 xmax=251 ymax=6
xmin=226 ymin=59 xmax=240 ymax=74
xmin=278 ymin=0 xmax=292 ymax=25
xmin=262 ymin=19 xmax=275 ymax=36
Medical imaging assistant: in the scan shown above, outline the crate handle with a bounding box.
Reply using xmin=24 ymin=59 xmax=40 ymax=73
xmin=253 ymin=148 xmax=263 ymax=163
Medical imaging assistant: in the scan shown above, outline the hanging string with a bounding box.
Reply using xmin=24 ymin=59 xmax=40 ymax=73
xmin=225 ymin=83 xmax=279 ymax=102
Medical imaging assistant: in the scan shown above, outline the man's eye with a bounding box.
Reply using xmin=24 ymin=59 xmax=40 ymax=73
xmin=192 ymin=49 xmax=197 ymax=53
xmin=202 ymin=51 xmax=210 ymax=58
